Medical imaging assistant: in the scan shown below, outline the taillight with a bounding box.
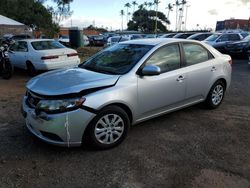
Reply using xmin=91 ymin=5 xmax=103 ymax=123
xmin=228 ymin=59 xmax=232 ymax=66
xmin=41 ymin=55 xmax=59 ymax=60
xmin=67 ymin=53 xmax=78 ymax=57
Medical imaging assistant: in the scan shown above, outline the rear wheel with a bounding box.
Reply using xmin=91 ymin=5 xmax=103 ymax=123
xmin=84 ymin=106 xmax=130 ymax=149
xmin=205 ymin=80 xmax=225 ymax=109
xmin=26 ymin=62 xmax=36 ymax=76
xmin=2 ymin=61 xmax=13 ymax=79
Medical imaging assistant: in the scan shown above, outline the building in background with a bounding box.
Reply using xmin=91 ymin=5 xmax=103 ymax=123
xmin=216 ymin=18 xmax=250 ymax=31
xmin=0 ymin=15 xmax=30 ymax=37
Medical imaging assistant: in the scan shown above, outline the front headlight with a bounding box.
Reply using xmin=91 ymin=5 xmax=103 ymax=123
xmin=37 ymin=97 xmax=85 ymax=113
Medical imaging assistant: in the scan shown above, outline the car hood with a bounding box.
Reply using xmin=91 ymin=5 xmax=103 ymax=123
xmin=27 ymin=68 xmax=120 ymax=96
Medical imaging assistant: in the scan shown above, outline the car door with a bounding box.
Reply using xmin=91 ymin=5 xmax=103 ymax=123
xmin=137 ymin=44 xmax=187 ymax=119
xmin=181 ymin=43 xmax=215 ymax=101
xmin=9 ymin=41 xmax=28 ymax=69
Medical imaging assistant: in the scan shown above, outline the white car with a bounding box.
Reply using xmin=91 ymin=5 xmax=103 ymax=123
xmin=107 ymin=36 xmax=129 ymax=46
xmin=9 ymin=39 xmax=80 ymax=75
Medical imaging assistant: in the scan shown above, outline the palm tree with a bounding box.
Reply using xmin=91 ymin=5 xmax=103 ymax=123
xmin=154 ymin=0 xmax=160 ymax=34
xmin=138 ymin=4 xmax=144 ymax=10
xmin=124 ymin=2 xmax=131 ymax=25
xmin=144 ymin=2 xmax=148 ymax=10
xmin=148 ymin=2 xmax=153 ymax=10
xmin=132 ymin=1 xmax=138 ymax=14
xmin=128 ymin=12 xmax=131 ymax=21
xmin=166 ymin=3 xmax=173 ymax=29
xmin=166 ymin=3 xmax=174 ymax=20
xmin=120 ymin=10 xmax=125 ymax=31
xmin=175 ymin=0 xmax=181 ymax=31
xmin=179 ymin=0 xmax=187 ymax=30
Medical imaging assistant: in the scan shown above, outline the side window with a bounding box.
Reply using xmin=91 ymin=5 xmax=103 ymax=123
xmin=10 ymin=41 xmax=28 ymax=52
xmin=17 ymin=41 xmax=28 ymax=52
xmin=218 ymin=34 xmax=229 ymax=42
xmin=9 ymin=42 xmax=19 ymax=51
xmin=183 ymin=43 xmax=209 ymax=66
xmin=146 ymin=44 xmax=181 ymax=73
xmin=229 ymin=34 xmax=240 ymax=41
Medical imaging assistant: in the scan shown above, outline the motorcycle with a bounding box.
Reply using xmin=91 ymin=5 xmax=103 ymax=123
xmin=0 ymin=42 xmax=13 ymax=79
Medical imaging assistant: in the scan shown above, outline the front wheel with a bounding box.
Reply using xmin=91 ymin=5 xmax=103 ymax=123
xmin=84 ymin=106 xmax=130 ymax=149
xmin=205 ymin=80 xmax=225 ymax=109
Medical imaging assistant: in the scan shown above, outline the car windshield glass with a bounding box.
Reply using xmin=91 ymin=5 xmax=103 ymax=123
xmin=31 ymin=40 xmax=65 ymax=50
xmin=205 ymin=34 xmax=221 ymax=41
xmin=80 ymin=44 xmax=153 ymax=75
xmin=243 ymin=34 xmax=250 ymax=41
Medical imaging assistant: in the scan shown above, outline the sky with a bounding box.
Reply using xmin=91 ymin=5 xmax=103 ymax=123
xmin=47 ymin=0 xmax=250 ymax=31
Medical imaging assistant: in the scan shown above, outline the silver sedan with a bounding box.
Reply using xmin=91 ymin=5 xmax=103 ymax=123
xmin=21 ymin=38 xmax=232 ymax=149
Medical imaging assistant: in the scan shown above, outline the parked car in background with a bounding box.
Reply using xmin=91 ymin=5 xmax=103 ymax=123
xmin=187 ymin=32 xmax=213 ymax=41
xmin=58 ymin=35 xmax=70 ymax=46
xmin=9 ymin=39 xmax=80 ymax=75
xmin=3 ymin=34 xmax=32 ymax=41
xmin=160 ymin=33 xmax=176 ymax=38
xmin=225 ymin=34 xmax=250 ymax=57
xmin=173 ymin=33 xmax=195 ymax=39
xmin=106 ymin=36 xmax=129 ymax=46
xmin=88 ymin=35 xmax=105 ymax=46
xmin=82 ymin=34 xmax=90 ymax=46
xmin=22 ymin=38 xmax=232 ymax=149
xmin=144 ymin=34 xmax=157 ymax=38
xmin=127 ymin=34 xmax=144 ymax=40
xmin=204 ymin=33 xmax=245 ymax=53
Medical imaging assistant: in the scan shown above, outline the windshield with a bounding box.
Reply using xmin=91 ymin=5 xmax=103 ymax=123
xmin=31 ymin=40 xmax=65 ymax=50
xmin=80 ymin=44 xmax=153 ymax=75
xmin=205 ymin=34 xmax=221 ymax=41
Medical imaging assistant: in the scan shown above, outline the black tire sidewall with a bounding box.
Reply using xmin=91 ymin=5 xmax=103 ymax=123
xmin=206 ymin=80 xmax=225 ymax=109
xmin=2 ymin=62 xmax=13 ymax=79
xmin=86 ymin=106 xmax=130 ymax=149
xmin=27 ymin=62 xmax=36 ymax=76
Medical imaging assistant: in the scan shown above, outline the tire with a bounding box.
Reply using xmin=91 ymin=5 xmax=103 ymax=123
xmin=2 ymin=62 xmax=13 ymax=79
xmin=26 ymin=62 xmax=36 ymax=76
xmin=205 ymin=80 xmax=225 ymax=109
xmin=84 ymin=106 xmax=130 ymax=149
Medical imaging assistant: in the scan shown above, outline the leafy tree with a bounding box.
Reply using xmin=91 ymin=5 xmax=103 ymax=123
xmin=0 ymin=0 xmax=73 ymax=37
xmin=47 ymin=0 xmax=73 ymax=23
xmin=127 ymin=9 xmax=169 ymax=33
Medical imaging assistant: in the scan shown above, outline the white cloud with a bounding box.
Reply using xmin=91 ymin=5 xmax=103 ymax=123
xmin=61 ymin=15 xmax=121 ymax=30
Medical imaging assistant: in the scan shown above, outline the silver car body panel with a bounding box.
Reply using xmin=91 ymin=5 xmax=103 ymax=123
xmin=27 ymin=68 xmax=120 ymax=95
xmin=22 ymin=38 xmax=232 ymax=146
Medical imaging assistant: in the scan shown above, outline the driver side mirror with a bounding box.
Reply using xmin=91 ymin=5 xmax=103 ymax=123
xmin=140 ymin=65 xmax=161 ymax=76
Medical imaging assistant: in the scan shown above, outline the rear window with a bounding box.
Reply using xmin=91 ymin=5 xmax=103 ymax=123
xmin=31 ymin=40 xmax=65 ymax=50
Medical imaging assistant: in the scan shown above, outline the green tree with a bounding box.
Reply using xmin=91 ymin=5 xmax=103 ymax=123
xmin=127 ymin=9 xmax=169 ymax=33
xmin=0 ymin=0 xmax=73 ymax=37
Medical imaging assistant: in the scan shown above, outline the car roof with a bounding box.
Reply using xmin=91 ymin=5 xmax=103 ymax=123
xmin=17 ymin=39 xmax=54 ymax=42
xmin=121 ymin=38 xmax=193 ymax=46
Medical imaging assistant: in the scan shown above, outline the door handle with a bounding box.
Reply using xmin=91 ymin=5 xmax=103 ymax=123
xmin=211 ymin=66 xmax=217 ymax=72
xmin=176 ymin=75 xmax=185 ymax=82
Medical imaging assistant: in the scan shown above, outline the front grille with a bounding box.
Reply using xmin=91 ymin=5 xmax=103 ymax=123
xmin=26 ymin=91 xmax=42 ymax=108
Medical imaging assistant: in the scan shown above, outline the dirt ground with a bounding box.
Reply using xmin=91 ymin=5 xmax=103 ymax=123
xmin=0 ymin=52 xmax=249 ymax=187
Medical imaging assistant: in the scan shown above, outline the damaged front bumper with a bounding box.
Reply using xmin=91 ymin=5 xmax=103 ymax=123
xmin=22 ymin=96 xmax=96 ymax=147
